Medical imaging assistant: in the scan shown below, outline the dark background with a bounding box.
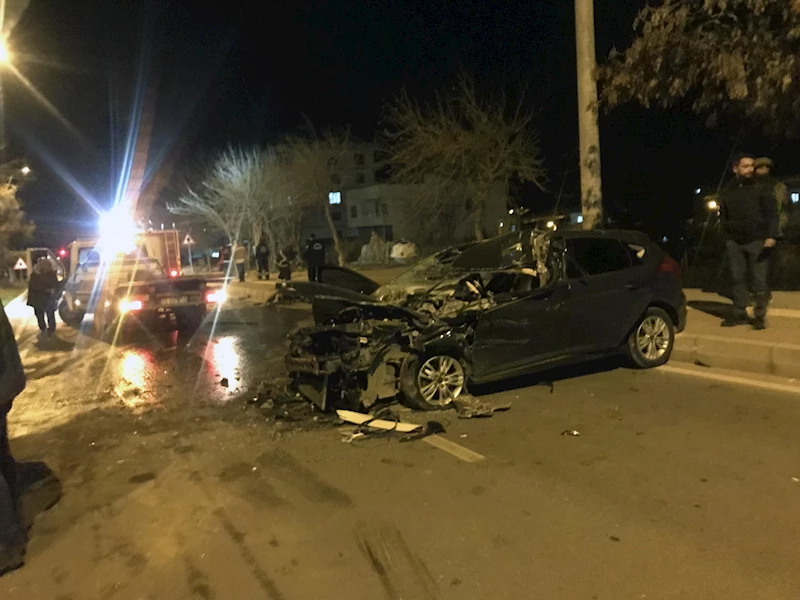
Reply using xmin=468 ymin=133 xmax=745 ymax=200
xmin=4 ymin=0 xmax=792 ymax=248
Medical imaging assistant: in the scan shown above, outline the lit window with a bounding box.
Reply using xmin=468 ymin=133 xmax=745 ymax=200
xmin=329 ymin=191 xmax=341 ymax=205
xmin=576 ymin=215 xmax=584 ymax=224
xmin=792 ymin=192 xmax=800 ymax=204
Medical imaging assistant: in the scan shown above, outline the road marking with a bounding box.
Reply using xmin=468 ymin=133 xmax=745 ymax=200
xmin=423 ymin=435 xmax=486 ymax=463
xmin=660 ymin=364 xmax=800 ymax=395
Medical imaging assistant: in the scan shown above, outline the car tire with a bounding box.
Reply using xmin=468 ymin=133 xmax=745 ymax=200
xmin=58 ymin=300 xmax=85 ymax=328
xmin=625 ymin=306 xmax=675 ymax=369
xmin=399 ymin=352 xmax=467 ymax=411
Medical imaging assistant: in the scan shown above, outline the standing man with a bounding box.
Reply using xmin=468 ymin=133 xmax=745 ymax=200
xmin=0 ymin=299 xmax=27 ymax=574
xmin=754 ymin=157 xmax=790 ymax=236
xmin=255 ymin=241 xmax=270 ymax=281
xmin=27 ymin=258 xmax=58 ymax=338
xmin=233 ymin=243 xmax=247 ymax=283
xmin=718 ymin=153 xmax=780 ymax=330
xmin=303 ymin=234 xmax=326 ymax=282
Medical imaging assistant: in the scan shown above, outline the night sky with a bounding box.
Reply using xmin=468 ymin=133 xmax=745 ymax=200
xmin=5 ymin=0 xmax=791 ymax=247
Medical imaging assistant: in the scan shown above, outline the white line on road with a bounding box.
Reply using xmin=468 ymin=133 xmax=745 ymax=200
xmin=423 ymin=435 xmax=487 ymax=463
xmin=660 ymin=364 xmax=800 ymax=395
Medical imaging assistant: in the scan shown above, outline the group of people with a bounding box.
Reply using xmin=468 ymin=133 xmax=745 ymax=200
xmin=717 ymin=154 xmax=789 ymax=330
xmin=227 ymin=234 xmax=328 ymax=284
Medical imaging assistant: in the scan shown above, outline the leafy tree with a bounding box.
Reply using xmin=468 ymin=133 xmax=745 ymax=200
xmin=600 ymin=0 xmax=800 ymax=136
xmin=385 ymin=75 xmax=547 ymax=240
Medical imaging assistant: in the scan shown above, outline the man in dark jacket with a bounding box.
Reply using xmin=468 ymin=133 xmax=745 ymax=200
xmin=0 ymin=299 xmax=27 ymax=574
xmin=255 ymin=241 xmax=270 ymax=281
xmin=719 ymin=153 xmax=780 ymax=329
xmin=27 ymin=259 xmax=59 ymax=336
xmin=303 ymin=234 xmax=326 ymax=282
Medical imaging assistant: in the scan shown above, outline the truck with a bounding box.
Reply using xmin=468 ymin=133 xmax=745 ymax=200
xmin=58 ymin=229 xmax=226 ymax=333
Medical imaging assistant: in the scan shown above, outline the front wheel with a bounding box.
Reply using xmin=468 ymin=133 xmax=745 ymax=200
xmin=58 ymin=300 xmax=85 ymax=328
xmin=400 ymin=352 xmax=467 ymax=411
xmin=625 ymin=306 xmax=675 ymax=369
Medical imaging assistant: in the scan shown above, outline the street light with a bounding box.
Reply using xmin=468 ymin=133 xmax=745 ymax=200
xmin=20 ymin=165 xmax=30 ymax=175
xmin=707 ymin=200 xmax=719 ymax=211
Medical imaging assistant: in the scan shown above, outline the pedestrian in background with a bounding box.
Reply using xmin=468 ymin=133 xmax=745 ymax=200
xmin=255 ymin=241 xmax=270 ymax=281
xmin=754 ymin=157 xmax=790 ymax=236
xmin=718 ymin=153 xmax=780 ymax=330
xmin=303 ymin=234 xmax=326 ymax=282
xmin=0 ymin=298 xmax=27 ymax=575
xmin=233 ymin=243 xmax=247 ymax=283
xmin=27 ymin=258 xmax=58 ymax=338
xmin=278 ymin=245 xmax=297 ymax=282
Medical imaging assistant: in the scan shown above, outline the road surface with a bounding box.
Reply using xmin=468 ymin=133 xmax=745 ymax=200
xmin=1 ymin=298 xmax=799 ymax=599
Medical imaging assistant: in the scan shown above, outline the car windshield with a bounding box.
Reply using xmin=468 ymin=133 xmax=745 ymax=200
xmin=387 ymin=254 xmax=452 ymax=288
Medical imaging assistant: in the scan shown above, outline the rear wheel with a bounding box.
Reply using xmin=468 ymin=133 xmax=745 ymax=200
xmin=400 ymin=352 xmax=466 ymax=411
xmin=625 ymin=306 xmax=674 ymax=368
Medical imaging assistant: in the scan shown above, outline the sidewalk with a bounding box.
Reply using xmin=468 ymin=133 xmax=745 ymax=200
xmin=676 ymin=289 xmax=800 ymax=380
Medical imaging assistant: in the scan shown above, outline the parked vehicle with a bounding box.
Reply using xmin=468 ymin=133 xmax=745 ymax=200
xmin=59 ymin=230 xmax=225 ymax=333
xmin=285 ymin=229 xmax=687 ymax=411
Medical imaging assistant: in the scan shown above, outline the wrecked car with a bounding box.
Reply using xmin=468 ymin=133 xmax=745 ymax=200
xmin=285 ymin=228 xmax=687 ymax=412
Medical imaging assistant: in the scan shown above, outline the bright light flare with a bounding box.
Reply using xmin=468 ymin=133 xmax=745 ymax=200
xmin=546 ymin=220 xmax=556 ymax=229
xmin=97 ymin=206 xmax=140 ymax=257
xmin=206 ymin=289 xmax=227 ymax=304
xmin=20 ymin=165 xmax=30 ymax=175
xmin=169 ymin=270 xmax=178 ymax=277
xmin=119 ymin=298 xmax=143 ymax=313
xmin=0 ymin=40 xmax=9 ymax=64
xmin=707 ymin=200 xmax=719 ymax=211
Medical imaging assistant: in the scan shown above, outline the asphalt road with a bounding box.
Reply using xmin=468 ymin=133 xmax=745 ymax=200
xmin=2 ymin=300 xmax=799 ymax=599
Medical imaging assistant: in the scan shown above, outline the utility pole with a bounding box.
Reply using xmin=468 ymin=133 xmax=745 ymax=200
xmin=575 ymin=0 xmax=603 ymax=230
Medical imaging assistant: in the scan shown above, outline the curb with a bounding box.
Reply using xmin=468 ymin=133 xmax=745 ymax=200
xmin=673 ymin=333 xmax=800 ymax=380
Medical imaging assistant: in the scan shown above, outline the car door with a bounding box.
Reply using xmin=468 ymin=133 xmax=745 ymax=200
xmin=470 ymin=276 xmax=571 ymax=381
xmin=565 ymin=236 xmax=651 ymax=353
xmin=318 ymin=266 xmax=380 ymax=295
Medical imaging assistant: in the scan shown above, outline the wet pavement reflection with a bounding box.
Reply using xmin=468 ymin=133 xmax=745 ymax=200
xmin=105 ymin=305 xmax=310 ymax=409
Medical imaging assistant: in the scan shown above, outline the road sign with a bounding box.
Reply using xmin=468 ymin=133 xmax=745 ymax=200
xmin=183 ymin=234 xmax=195 ymax=246
xmin=13 ymin=258 xmax=27 ymax=271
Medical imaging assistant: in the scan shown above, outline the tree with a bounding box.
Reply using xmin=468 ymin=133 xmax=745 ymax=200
xmin=600 ymin=0 xmax=800 ymax=136
xmin=0 ymin=160 xmax=34 ymax=272
xmin=169 ymin=147 xmax=311 ymax=267
xmin=280 ymin=130 xmax=350 ymax=265
xmin=169 ymin=147 xmax=257 ymax=244
xmin=384 ymin=75 xmax=547 ymax=240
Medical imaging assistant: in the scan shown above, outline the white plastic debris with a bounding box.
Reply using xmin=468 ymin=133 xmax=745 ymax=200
xmin=336 ymin=409 xmax=421 ymax=433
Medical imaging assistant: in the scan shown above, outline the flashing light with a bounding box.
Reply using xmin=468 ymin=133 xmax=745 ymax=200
xmin=119 ymin=298 xmax=143 ymax=313
xmin=97 ymin=206 xmax=141 ymax=257
xmin=206 ymin=289 xmax=227 ymax=304
xmin=170 ymin=270 xmax=179 ymax=277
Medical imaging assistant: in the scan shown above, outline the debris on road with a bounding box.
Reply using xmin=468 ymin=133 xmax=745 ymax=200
xmin=561 ymin=429 xmax=581 ymax=437
xmin=453 ymin=395 xmax=511 ymax=419
xmin=336 ymin=408 xmax=447 ymax=444
xmin=337 ymin=409 xmax=422 ymax=433
xmin=220 ymin=377 xmax=229 ymax=388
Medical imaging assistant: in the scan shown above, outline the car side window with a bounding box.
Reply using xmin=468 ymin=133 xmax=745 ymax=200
xmin=566 ymin=238 xmax=632 ymax=277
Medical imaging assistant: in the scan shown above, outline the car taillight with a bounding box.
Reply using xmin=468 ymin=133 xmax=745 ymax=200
xmin=119 ymin=298 xmax=144 ymax=313
xmin=206 ymin=289 xmax=227 ymax=304
xmin=659 ymin=255 xmax=681 ymax=277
